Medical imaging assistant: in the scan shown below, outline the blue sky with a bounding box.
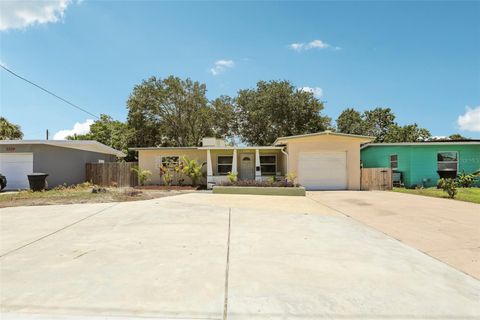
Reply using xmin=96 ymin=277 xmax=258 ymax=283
xmin=1 ymin=0 xmax=479 ymax=140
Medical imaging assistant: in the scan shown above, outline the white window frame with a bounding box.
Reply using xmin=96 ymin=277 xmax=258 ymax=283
xmin=437 ymin=151 xmax=459 ymax=171
xmin=390 ymin=154 xmax=398 ymax=170
xmin=217 ymin=155 xmax=233 ymax=175
xmin=260 ymin=154 xmax=277 ymax=176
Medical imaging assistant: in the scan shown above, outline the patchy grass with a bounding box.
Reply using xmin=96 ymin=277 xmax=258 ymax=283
xmin=392 ymin=187 xmax=480 ymax=204
xmin=0 ymin=184 xmax=194 ymax=208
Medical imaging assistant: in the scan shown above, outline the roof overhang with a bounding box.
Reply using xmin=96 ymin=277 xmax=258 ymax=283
xmin=362 ymin=141 xmax=480 ymax=149
xmin=0 ymin=140 xmax=125 ymax=157
xmin=274 ymin=131 xmax=375 ymax=145
xmin=198 ymin=146 xmax=284 ymax=150
xmin=129 ymin=147 xmax=199 ymax=151
xmin=129 ymin=146 xmax=284 ymax=151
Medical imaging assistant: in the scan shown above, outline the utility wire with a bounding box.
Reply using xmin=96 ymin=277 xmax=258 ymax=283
xmin=0 ymin=64 xmax=99 ymax=119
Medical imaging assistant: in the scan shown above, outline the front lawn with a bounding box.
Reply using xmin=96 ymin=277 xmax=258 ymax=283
xmin=392 ymin=187 xmax=480 ymax=204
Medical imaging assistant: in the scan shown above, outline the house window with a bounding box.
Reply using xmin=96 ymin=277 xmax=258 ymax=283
xmin=161 ymin=156 xmax=179 ymax=168
xmin=217 ymin=156 xmax=233 ymax=175
xmin=260 ymin=155 xmax=277 ymax=175
xmin=390 ymin=154 xmax=398 ymax=170
xmin=437 ymin=151 xmax=458 ymax=171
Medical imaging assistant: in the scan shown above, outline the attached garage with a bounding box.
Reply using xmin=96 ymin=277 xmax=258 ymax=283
xmin=298 ymin=152 xmax=347 ymax=190
xmin=274 ymin=131 xmax=374 ymax=190
xmin=0 ymin=153 xmax=33 ymax=189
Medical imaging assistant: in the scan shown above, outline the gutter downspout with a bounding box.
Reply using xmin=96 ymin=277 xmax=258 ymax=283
xmin=281 ymin=147 xmax=289 ymax=175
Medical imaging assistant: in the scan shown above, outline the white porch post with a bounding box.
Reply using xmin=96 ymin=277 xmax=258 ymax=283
xmin=255 ymin=149 xmax=261 ymax=181
xmin=232 ymin=149 xmax=238 ymax=174
xmin=207 ymin=149 xmax=213 ymax=188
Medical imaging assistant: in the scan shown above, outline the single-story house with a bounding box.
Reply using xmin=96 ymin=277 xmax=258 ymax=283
xmin=0 ymin=140 xmax=125 ymax=190
xmin=361 ymin=141 xmax=480 ymax=188
xmin=130 ymin=131 xmax=374 ymax=190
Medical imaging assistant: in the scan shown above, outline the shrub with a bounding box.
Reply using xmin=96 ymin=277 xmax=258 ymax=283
xmin=285 ymin=172 xmax=298 ymax=187
xmin=227 ymin=171 xmax=238 ymax=183
xmin=181 ymin=156 xmax=205 ymax=187
xmin=219 ymin=179 xmax=295 ymax=188
xmin=131 ymin=166 xmax=152 ymax=186
xmin=456 ymin=171 xmax=477 ymax=188
xmin=439 ymin=178 xmax=457 ymax=199
xmin=159 ymin=164 xmax=173 ymax=186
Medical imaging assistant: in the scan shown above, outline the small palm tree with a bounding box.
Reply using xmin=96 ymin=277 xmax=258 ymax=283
xmin=181 ymin=156 xmax=205 ymax=187
xmin=131 ymin=166 xmax=152 ymax=186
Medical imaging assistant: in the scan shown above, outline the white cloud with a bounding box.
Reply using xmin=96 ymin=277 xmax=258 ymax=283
xmin=300 ymin=86 xmax=323 ymax=98
xmin=457 ymin=106 xmax=480 ymax=132
xmin=289 ymin=39 xmax=341 ymax=52
xmin=289 ymin=43 xmax=305 ymax=51
xmin=53 ymin=119 xmax=94 ymax=140
xmin=209 ymin=59 xmax=235 ymax=76
xmin=0 ymin=0 xmax=72 ymax=31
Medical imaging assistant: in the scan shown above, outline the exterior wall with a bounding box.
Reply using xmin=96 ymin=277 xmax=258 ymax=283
xmin=284 ymin=135 xmax=366 ymax=190
xmin=361 ymin=145 xmax=414 ymax=187
xmin=211 ymin=149 xmax=285 ymax=177
xmin=138 ymin=148 xmax=286 ymax=185
xmin=0 ymin=144 xmax=116 ymax=188
xmin=138 ymin=149 xmax=207 ymax=185
xmin=361 ymin=144 xmax=480 ymax=188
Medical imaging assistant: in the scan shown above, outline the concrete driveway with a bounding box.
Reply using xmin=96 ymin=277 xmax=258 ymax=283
xmin=1 ymin=193 xmax=479 ymax=319
xmin=307 ymin=190 xmax=480 ymax=279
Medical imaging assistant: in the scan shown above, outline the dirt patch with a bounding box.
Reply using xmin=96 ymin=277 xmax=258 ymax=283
xmin=0 ymin=188 xmax=195 ymax=208
xmin=135 ymin=185 xmax=205 ymax=191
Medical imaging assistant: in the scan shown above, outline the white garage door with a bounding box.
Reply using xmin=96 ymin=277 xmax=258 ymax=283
xmin=0 ymin=153 xmax=33 ymax=190
xmin=298 ymin=152 xmax=347 ymax=190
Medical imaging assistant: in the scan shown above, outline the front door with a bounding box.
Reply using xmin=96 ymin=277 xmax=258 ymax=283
xmin=239 ymin=154 xmax=255 ymax=180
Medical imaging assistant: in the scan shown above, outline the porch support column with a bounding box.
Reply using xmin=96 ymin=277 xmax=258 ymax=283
xmin=232 ymin=149 xmax=238 ymax=174
xmin=207 ymin=149 xmax=214 ymax=188
xmin=255 ymin=149 xmax=262 ymax=181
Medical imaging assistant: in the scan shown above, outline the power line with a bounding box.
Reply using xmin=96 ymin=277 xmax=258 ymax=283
xmin=0 ymin=64 xmax=99 ymax=119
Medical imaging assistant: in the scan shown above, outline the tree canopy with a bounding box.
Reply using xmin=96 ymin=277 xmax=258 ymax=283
xmin=335 ymin=107 xmax=431 ymax=142
xmin=448 ymin=133 xmax=467 ymax=140
xmin=67 ymin=114 xmax=132 ymax=154
xmin=59 ymin=75 xmax=450 ymax=150
xmin=0 ymin=117 xmax=23 ymax=140
xmin=127 ymin=76 xmax=215 ymax=147
xmin=235 ymin=80 xmax=331 ymax=145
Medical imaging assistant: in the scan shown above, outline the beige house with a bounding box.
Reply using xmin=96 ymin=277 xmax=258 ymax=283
xmin=130 ymin=131 xmax=373 ymax=190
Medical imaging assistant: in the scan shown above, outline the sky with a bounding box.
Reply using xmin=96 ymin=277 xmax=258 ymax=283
xmin=0 ymin=0 xmax=479 ymax=140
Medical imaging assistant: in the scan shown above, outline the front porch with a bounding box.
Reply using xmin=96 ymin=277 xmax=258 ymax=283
xmin=202 ymin=147 xmax=287 ymax=189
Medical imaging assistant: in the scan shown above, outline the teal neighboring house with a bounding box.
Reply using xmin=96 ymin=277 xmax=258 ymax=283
xmin=361 ymin=141 xmax=480 ymax=188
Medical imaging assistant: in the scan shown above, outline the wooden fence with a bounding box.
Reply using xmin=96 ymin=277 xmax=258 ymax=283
xmin=86 ymin=162 xmax=138 ymax=187
xmin=361 ymin=168 xmax=392 ymax=190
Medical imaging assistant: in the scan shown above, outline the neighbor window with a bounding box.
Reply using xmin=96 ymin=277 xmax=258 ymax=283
xmin=217 ymin=156 xmax=233 ymax=175
xmin=390 ymin=154 xmax=398 ymax=170
xmin=161 ymin=156 xmax=179 ymax=168
xmin=260 ymin=155 xmax=277 ymax=175
xmin=437 ymin=151 xmax=458 ymax=171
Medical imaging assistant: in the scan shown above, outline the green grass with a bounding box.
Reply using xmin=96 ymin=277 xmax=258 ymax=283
xmin=392 ymin=187 xmax=480 ymax=204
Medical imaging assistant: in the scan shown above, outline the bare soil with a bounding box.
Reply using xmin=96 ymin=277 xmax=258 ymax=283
xmin=0 ymin=188 xmax=195 ymax=208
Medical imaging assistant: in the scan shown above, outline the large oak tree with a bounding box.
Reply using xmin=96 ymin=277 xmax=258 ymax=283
xmin=235 ymin=80 xmax=331 ymax=145
xmin=127 ymin=76 xmax=215 ymax=147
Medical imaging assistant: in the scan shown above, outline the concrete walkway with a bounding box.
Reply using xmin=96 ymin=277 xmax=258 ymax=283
xmin=307 ymin=190 xmax=480 ymax=279
xmin=1 ymin=193 xmax=479 ymax=319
